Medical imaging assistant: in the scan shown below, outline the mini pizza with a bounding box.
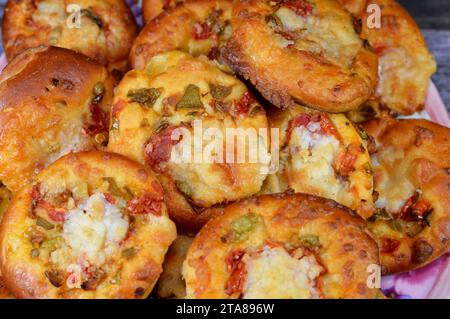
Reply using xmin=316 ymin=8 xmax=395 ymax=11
xmin=2 ymin=0 xmax=138 ymax=71
xmin=130 ymin=0 xmax=232 ymax=70
xmin=156 ymin=235 xmax=193 ymax=299
xmin=363 ymin=118 xmax=450 ymax=274
xmin=359 ymin=0 xmax=436 ymax=115
xmin=223 ymin=0 xmax=378 ymax=112
xmin=262 ymin=104 xmax=374 ymax=218
xmin=183 ymin=192 xmax=380 ymax=299
xmin=142 ymin=0 xmax=180 ymax=23
xmin=0 ymin=46 xmax=115 ymax=192
xmin=108 ymin=51 xmax=270 ymax=234
xmin=0 ymin=151 xmax=177 ymax=299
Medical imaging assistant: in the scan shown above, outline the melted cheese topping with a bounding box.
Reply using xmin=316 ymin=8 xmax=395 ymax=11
xmin=275 ymin=6 xmax=361 ymax=68
xmin=51 ymin=193 xmax=129 ymax=287
xmin=29 ymin=0 xmax=106 ymax=59
xmin=243 ymin=246 xmax=323 ymax=299
xmin=276 ymin=7 xmax=308 ymax=31
xmin=289 ymin=123 xmax=342 ymax=197
xmin=39 ymin=119 xmax=93 ymax=168
xmin=377 ymin=47 xmax=434 ymax=112
xmin=32 ymin=0 xmax=66 ymax=27
xmin=372 ymin=153 xmax=415 ymax=214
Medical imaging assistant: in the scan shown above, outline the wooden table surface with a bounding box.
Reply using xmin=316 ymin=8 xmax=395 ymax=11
xmin=0 ymin=0 xmax=448 ymax=112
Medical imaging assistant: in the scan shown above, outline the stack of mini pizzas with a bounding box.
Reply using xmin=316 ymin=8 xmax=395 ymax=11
xmin=0 ymin=0 xmax=447 ymax=299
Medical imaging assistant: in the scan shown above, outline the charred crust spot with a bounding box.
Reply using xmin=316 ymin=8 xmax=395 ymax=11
xmin=45 ymin=269 xmax=64 ymax=288
xmin=81 ymin=269 xmax=106 ymax=291
xmin=352 ymin=17 xmax=362 ymax=34
xmin=363 ymin=39 xmax=374 ymax=52
xmin=411 ymin=240 xmax=433 ymax=264
xmin=60 ymin=79 xmax=75 ymax=91
xmin=111 ymin=69 xmax=123 ymax=82
xmin=134 ymin=287 xmax=145 ymax=298
xmin=359 ymin=249 xmax=368 ymax=259
xmin=332 ymin=84 xmax=342 ymax=97
xmin=220 ymin=232 xmax=233 ymax=244
xmin=343 ymin=243 xmax=354 ymax=252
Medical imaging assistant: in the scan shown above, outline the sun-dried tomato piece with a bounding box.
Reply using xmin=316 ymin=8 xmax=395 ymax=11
xmin=287 ymin=113 xmax=340 ymax=141
xmin=318 ymin=114 xmax=340 ymax=140
xmin=31 ymin=185 xmax=67 ymax=222
xmin=287 ymin=114 xmax=311 ymax=139
xmin=334 ymin=151 xmax=357 ymax=176
xmin=192 ymin=21 xmax=212 ymax=40
xmin=47 ymin=208 xmax=66 ymax=222
xmin=126 ymin=194 xmax=162 ymax=216
xmin=144 ymin=125 xmax=184 ymax=172
xmin=411 ymin=200 xmax=432 ymax=218
xmin=103 ymin=193 xmax=116 ymax=205
xmin=381 ymin=238 xmax=400 ymax=253
xmin=398 ymin=192 xmax=432 ymax=222
xmin=333 ymin=144 xmax=363 ymax=177
xmin=31 ymin=185 xmax=42 ymax=207
xmin=225 ymin=250 xmax=247 ymax=297
xmin=84 ymin=103 xmax=109 ymax=136
xmin=235 ymin=91 xmax=256 ymax=115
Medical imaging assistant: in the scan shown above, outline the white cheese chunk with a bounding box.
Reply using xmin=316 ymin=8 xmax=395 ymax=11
xmin=243 ymin=246 xmax=323 ymax=299
xmin=289 ymin=125 xmax=341 ymax=196
xmin=61 ymin=192 xmax=129 ymax=266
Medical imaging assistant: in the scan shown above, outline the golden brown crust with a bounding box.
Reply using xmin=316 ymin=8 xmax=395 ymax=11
xmin=363 ymin=118 xmax=450 ymax=274
xmin=359 ymin=0 xmax=436 ymax=115
xmin=183 ymin=192 xmax=380 ymax=299
xmin=0 ymin=186 xmax=11 ymax=224
xmin=224 ymin=0 xmax=378 ymax=112
xmin=263 ymin=104 xmax=374 ymax=218
xmin=0 ymin=46 xmax=115 ymax=192
xmin=2 ymin=0 xmax=138 ymax=71
xmin=156 ymin=175 xmax=222 ymax=235
xmin=156 ymin=235 xmax=193 ymax=298
xmin=109 ymin=51 xmax=270 ymax=234
xmin=130 ymin=0 xmax=232 ymax=70
xmin=337 ymin=0 xmax=367 ymax=16
xmin=142 ymin=0 xmax=180 ymax=23
xmin=0 ymin=151 xmax=177 ymax=299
